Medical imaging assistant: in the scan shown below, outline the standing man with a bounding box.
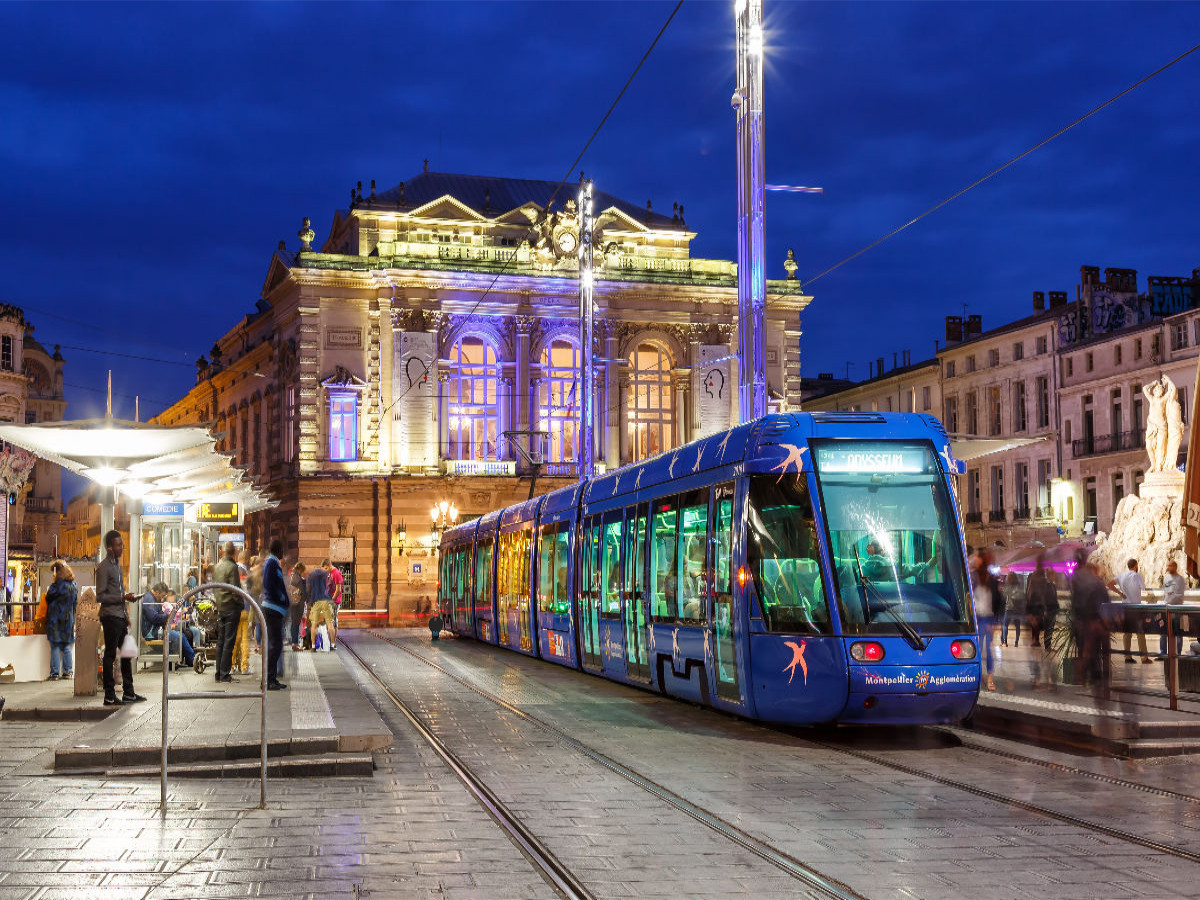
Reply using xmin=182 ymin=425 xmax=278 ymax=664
xmin=324 ymin=559 xmax=343 ymax=648
xmin=1108 ymin=557 xmax=1151 ymax=664
xmin=260 ymin=538 xmax=289 ymax=691
xmin=1161 ymin=558 xmax=1187 ymax=658
xmin=212 ymin=542 xmax=242 ymax=683
xmin=95 ymin=530 xmax=146 ymax=706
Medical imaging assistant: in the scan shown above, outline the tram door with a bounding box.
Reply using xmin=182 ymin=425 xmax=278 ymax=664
xmin=623 ymin=503 xmax=651 ymax=682
xmin=577 ymin=516 xmax=602 ymax=670
xmin=710 ymin=482 xmax=741 ymax=703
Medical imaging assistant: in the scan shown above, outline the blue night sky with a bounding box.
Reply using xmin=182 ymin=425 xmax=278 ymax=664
xmin=0 ymin=1 xmax=1197 ymax=420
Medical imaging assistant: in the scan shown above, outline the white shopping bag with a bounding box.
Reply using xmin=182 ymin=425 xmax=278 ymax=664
xmin=118 ymin=633 xmax=139 ymax=659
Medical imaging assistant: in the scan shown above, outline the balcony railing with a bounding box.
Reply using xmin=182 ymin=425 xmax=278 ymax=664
xmin=9 ymin=523 xmax=37 ymax=546
xmin=987 ymin=509 xmax=1006 ymax=523
xmin=24 ymin=496 xmax=57 ymax=515
xmin=964 ymin=511 xmax=983 ymax=524
xmin=1072 ymin=429 xmax=1144 ymax=458
xmin=1013 ymin=505 xmax=1032 ymax=521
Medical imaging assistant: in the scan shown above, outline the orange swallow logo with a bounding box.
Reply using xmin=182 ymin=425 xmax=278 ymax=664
xmin=783 ymin=639 xmax=808 ymax=685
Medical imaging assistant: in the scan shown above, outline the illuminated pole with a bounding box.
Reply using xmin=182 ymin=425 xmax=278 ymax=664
xmin=578 ymin=177 xmax=595 ymax=480
xmin=733 ymin=0 xmax=766 ymax=422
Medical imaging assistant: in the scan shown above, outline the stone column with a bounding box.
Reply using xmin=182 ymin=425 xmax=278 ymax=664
xmin=438 ymin=371 xmax=450 ymax=466
xmin=673 ymin=371 xmax=691 ymax=449
xmin=514 ymin=317 xmax=534 ymax=436
xmin=603 ymin=328 xmax=620 ymax=470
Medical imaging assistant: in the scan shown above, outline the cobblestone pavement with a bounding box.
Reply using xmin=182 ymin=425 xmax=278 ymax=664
xmin=2 ymin=629 xmax=1198 ymax=899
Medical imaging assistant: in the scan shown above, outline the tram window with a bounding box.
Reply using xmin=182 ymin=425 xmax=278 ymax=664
xmin=747 ymin=474 xmax=832 ymax=634
xmin=624 ymin=506 xmax=647 ymax=597
xmin=579 ymin=518 xmax=601 ymax=600
xmin=813 ymin=440 xmax=972 ymax=635
xmin=650 ymin=498 xmax=678 ymax=622
xmin=601 ymin=516 xmax=622 ymax=618
xmin=712 ymin=484 xmax=734 ymax=594
xmin=538 ymin=528 xmax=556 ymax=612
xmin=678 ymin=490 xmax=709 ymax=623
xmin=475 ymin=539 xmax=493 ymax=615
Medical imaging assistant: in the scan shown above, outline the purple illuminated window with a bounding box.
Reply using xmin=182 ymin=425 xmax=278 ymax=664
xmin=328 ymin=391 xmax=358 ymax=461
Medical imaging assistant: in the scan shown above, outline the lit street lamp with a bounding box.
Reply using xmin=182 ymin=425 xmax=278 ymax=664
xmin=430 ymin=500 xmax=458 ymax=549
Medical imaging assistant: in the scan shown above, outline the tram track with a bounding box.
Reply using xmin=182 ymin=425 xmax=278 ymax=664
xmin=941 ymin=729 xmax=1200 ymax=806
xmin=360 ymin=630 xmax=871 ymax=900
xmin=366 ymin=630 xmax=1200 ymax=872
xmin=804 ymin=735 xmax=1200 ymax=865
xmin=339 ymin=639 xmax=595 ymax=900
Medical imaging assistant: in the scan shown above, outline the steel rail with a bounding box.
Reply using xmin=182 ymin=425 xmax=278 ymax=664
xmin=942 ymin=731 xmax=1200 ymax=806
xmin=339 ymin=640 xmax=594 ymax=900
xmin=366 ymin=631 xmax=869 ymax=900
xmin=807 ymin=739 xmax=1200 ymax=865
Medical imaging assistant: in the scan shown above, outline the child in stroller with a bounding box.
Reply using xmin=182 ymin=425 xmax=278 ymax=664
xmin=172 ymin=588 xmax=218 ymax=674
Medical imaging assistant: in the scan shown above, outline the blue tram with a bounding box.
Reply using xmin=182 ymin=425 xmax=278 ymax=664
xmin=437 ymin=412 xmax=981 ymax=726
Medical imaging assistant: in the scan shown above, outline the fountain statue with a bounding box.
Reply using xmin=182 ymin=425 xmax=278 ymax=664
xmin=1090 ymin=374 xmax=1188 ymax=587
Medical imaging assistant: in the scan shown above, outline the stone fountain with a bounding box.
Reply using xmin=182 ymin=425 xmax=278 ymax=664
xmin=1091 ymin=374 xmax=1188 ymax=586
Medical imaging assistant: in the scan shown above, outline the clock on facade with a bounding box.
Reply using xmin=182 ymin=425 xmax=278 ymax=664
xmin=555 ymin=230 xmax=578 ymax=254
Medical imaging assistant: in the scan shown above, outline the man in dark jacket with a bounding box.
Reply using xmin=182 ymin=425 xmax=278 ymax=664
xmin=212 ymin=542 xmax=242 ymax=683
xmin=1025 ymin=561 xmax=1060 ymax=688
xmin=260 ymin=538 xmax=289 ymax=690
xmin=1070 ymin=551 xmax=1111 ymax=694
xmin=141 ymin=581 xmax=194 ymax=667
xmin=95 ymin=530 xmax=146 ymax=706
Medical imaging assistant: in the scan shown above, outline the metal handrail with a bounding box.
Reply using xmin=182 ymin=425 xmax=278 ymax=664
xmin=161 ymin=583 xmax=268 ymax=814
xmin=1107 ymin=600 xmax=1199 ymax=712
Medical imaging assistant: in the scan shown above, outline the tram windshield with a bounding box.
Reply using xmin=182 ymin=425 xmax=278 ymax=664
xmin=811 ymin=440 xmax=972 ymax=639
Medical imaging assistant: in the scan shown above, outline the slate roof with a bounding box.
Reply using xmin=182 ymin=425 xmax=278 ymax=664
xmin=359 ymin=171 xmax=685 ymax=231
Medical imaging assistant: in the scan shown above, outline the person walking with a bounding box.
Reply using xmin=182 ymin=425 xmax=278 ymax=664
xmin=1071 ymin=550 xmax=1111 ymax=696
xmin=212 ymin=542 xmax=242 ymax=683
xmin=972 ymin=549 xmax=1001 ymax=692
xmin=45 ymin=560 xmax=77 ymax=681
xmin=1107 ymin=558 xmax=1151 ymax=664
xmin=96 ymin=530 xmax=146 ymax=706
xmin=288 ymin=562 xmax=308 ymax=650
xmin=1160 ymin=559 xmax=1186 ymax=658
xmin=260 ymin=538 xmax=289 ymax=691
xmin=1001 ymin=569 xmax=1024 ymax=647
xmin=1025 ymin=560 xmax=1059 ymax=688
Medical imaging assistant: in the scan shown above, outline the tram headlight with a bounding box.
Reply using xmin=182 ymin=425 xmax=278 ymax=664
xmin=950 ymin=639 xmax=977 ymax=660
xmin=849 ymin=641 xmax=885 ymax=662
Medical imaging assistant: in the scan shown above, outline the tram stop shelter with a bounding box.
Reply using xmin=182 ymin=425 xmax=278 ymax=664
xmin=0 ymin=417 xmax=274 ymax=600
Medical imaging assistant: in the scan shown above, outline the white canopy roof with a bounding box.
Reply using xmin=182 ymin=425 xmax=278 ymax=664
xmin=950 ymin=435 xmax=1050 ymax=462
xmin=0 ymin=418 xmax=275 ymax=514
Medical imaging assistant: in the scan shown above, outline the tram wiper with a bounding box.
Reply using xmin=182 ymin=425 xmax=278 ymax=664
xmin=852 ymin=547 xmax=928 ymax=652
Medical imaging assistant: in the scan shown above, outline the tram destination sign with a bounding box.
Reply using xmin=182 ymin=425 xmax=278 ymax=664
xmin=195 ymin=501 xmax=240 ymax=524
xmin=816 ymin=446 xmax=928 ymax=475
xmin=142 ymin=501 xmax=184 ymax=519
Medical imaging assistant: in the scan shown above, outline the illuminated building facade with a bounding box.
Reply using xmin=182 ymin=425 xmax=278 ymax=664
xmin=155 ymin=170 xmax=810 ymax=623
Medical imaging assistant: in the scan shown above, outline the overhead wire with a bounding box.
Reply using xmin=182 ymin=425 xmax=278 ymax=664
xmin=802 ymin=40 xmax=1200 ymax=287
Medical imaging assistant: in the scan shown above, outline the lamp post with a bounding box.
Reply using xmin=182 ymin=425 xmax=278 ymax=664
xmin=395 ymin=520 xmax=408 ymax=555
xmin=429 ymin=500 xmax=458 ymax=550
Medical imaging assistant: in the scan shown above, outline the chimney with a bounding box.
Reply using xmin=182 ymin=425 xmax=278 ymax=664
xmin=868 ymin=361 xmax=874 ymax=378
xmin=945 ymin=315 xmax=964 ymax=345
xmin=966 ymin=314 xmax=983 ymax=339
xmin=818 ymin=372 xmax=833 ymax=381
xmin=1080 ymin=265 xmax=1100 ymax=286
xmin=893 ymin=352 xmax=899 ymax=370
xmin=1049 ymin=290 xmax=1068 ymax=308
xmin=877 ymin=357 xmax=885 ymax=376
xmin=1033 ymin=291 xmax=1045 ymax=311
xmin=903 ymin=349 xmax=911 ymax=366
xmin=1104 ymin=267 xmax=1137 ymax=294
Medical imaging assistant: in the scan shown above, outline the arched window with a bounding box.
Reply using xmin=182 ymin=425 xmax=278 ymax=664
xmin=538 ymin=339 xmax=580 ymax=464
xmin=627 ymin=342 xmax=674 ymax=462
xmin=447 ymin=337 xmax=500 ymax=461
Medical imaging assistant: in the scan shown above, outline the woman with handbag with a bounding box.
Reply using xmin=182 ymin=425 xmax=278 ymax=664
xmin=45 ymin=560 xmax=78 ymax=681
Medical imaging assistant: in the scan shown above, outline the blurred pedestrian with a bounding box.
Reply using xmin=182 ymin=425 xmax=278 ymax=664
xmin=307 ymin=562 xmax=336 ymax=651
xmin=324 ymin=559 xmax=343 ymax=638
xmin=212 ymin=542 xmax=242 ymax=683
xmin=972 ymin=549 xmax=1001 ymax=692
xmin=96 ymin=530 xmax=146 ymax=706
xmin=1160 ymin=559 xmax=1186 ymax=657
xmin=45 ymin=560 xmax=77 ymax=681
xmin=1071 ymin=550 xmax=1111 ymax=696
xmin=289 ymin=562 xmax=308 ymax=650
xmin=260 ymin=538 xmax=289 ymax=690
xmin=1107 ymin=557 xmax=1151 ymax=664
xmin=1001 ymin=569 xmax=1024 ymax=647
xmin=1025 ymin=559 xmax=1059 ymax=689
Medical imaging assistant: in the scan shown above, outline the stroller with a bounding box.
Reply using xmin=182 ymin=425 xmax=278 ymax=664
xmin=175 ymin=589 xmax=219 ymax=674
